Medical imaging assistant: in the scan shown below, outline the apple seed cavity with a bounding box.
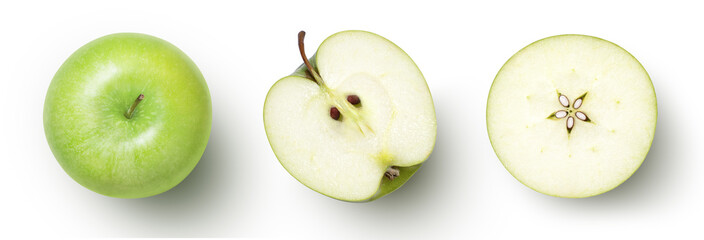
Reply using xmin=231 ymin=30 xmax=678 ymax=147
xmin=548 ymin=92 xmax=592 ymax=134
xmin=573 ymin=98 xmax=583 ymax=109
xmin=575 ymin=111 xmax=589 ymax=121
xmin=559 ymin=94 xmax=570 ymax=107
xmin=554 ymin=110 xmax=567 ymax=118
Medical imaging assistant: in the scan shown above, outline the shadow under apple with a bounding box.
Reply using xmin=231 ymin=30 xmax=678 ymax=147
xmin=545 ymin=77 xmax=682 ymax=210
xmin=105 ymin=108 xmax=242 ymax=237
xmin=292 ymin=92 xmax=476 ymax=238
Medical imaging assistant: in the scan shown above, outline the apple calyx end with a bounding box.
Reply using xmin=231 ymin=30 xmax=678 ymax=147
xmin=384 ymin=166 xmax=400 ymax=181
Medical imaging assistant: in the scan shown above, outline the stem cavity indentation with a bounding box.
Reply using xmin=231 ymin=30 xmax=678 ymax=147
xmin=298 ymin=31 xmax=323 ymax=85
xmin=124 ymin=94 xmax=144 ymax=119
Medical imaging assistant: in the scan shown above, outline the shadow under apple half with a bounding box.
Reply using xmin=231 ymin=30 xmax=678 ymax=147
xmin=264 ymin=31 xmax=437 ymax=202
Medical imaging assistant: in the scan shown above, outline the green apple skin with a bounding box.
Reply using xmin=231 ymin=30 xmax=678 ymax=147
xmin=44 ymin=33 xmax=212 ymax=198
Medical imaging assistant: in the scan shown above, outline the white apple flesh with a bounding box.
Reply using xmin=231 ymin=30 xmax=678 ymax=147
xmin=264 ymin=31 xmax=436 ymax=201
xmin=487 ymin=35 xmax=657 ymax=198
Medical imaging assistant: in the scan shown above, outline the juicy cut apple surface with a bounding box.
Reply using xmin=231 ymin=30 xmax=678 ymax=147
xmin=487 ymin=35 xmax=657 ymax=198
xmin=264 ymin=31 xmax=436 ymax=201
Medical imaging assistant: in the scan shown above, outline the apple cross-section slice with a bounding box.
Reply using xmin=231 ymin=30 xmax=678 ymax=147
xmin=487 ymin=35 xmax=657 ymax=198
xmin=264 ymin=31 xmax=436 ymax=201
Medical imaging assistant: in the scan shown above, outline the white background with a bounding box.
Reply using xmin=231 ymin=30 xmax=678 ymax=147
xmin=1 ymin=0 xmax=702 ymax=239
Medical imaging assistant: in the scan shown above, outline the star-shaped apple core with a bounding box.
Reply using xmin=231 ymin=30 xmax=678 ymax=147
xmin=548 ymin=93 xmax=590 ymax=134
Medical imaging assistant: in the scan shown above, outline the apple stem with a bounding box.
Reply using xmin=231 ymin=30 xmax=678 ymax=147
xmin=298 ymin=31 xmax=324 ymax=85
xmin=124 ymin=94 xmax=145 ymax=119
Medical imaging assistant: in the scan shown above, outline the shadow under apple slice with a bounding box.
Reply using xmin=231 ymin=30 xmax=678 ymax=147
xmin=545 ymin=79 xmax=684 ymax=211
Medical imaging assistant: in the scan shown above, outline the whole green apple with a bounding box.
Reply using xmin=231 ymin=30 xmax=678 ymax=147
xmin=44 ymin=33 xmax=212 ymax=198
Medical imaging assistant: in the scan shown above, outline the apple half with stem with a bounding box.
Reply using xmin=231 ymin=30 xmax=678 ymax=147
xmin=264 ymin=31 xmax=436 ymax=202
xmin=44 ymin=33 xmax=211 ymax=198
xmin=487 ymin=35 xmax=657 ymax=198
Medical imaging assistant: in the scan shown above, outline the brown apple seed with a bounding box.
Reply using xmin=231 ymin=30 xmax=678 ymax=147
xmin=330 ymin=107 xmax=340 ymax=120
